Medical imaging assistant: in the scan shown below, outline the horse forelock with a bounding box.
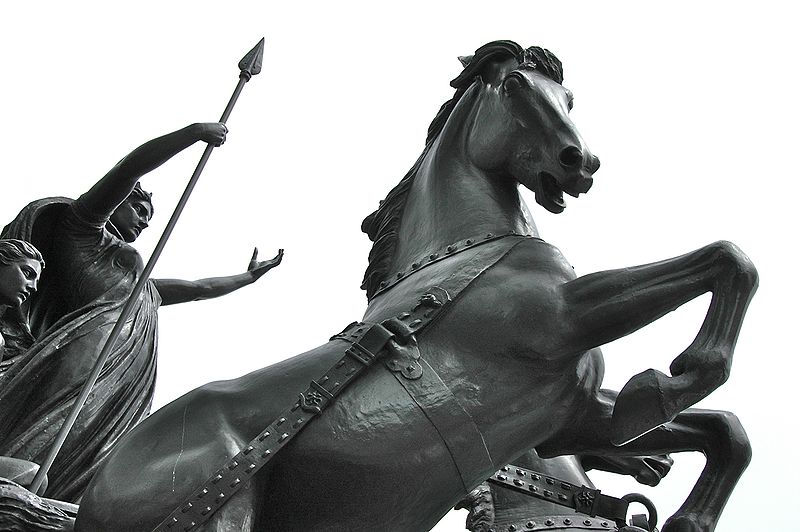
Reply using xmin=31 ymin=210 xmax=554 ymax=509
xmin=360 ymin=41 xmax=563 ymax=299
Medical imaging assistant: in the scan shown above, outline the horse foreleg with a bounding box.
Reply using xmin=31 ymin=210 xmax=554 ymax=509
xmin=557 ymin=241 xmax=757 ymax=442
xmin=540 ymin=393 xmax=751 ymax=532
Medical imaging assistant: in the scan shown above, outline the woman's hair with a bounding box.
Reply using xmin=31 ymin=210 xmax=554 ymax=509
xmin=0 ymin=239 xmax=45 ymax=269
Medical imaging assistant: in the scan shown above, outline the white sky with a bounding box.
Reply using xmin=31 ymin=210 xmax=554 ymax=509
xmin=1 ymin=2 xmax=797 ymax=530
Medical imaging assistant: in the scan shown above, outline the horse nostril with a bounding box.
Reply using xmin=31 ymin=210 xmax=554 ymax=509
xmin=559 ymin=146 xmax=583 ymax=168
xmin=590 ymin=155 xmax=601 ymax=173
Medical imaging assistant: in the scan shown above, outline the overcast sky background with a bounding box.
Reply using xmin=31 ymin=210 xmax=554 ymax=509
xmin=1 ymin=2 xmax=797 ymax=530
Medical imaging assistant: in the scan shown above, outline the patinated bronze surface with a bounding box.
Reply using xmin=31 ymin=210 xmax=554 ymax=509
xmin=0 ymin=120 xmax=282 ymax=502
xmin=68 ymin=40 xmax=756 ymax=532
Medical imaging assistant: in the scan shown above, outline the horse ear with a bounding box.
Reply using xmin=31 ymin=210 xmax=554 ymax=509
xmin=458 ymin=55 xmax=473 ymax=67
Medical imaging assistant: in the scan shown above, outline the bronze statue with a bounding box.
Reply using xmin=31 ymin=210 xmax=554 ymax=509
xmin=70 ymin=40 xmax=756 ymax=532
xmin=0 ymin=123 xmax=283 ymax=502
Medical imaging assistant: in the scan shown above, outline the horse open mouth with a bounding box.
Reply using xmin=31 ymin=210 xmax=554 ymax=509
xmin=534 ymin=172 xmax=567 ymax=214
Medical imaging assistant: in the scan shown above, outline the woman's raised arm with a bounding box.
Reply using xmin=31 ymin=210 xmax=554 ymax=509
xmin=80 ymin=123 xmax=227 ymax=218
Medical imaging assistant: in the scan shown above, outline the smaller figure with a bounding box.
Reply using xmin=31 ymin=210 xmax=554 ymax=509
xmin=0 ymin=239 xmax=44 ymax=374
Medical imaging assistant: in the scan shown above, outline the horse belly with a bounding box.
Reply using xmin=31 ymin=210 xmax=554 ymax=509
xmin=255 ymin=368 xmax=468 ymax=531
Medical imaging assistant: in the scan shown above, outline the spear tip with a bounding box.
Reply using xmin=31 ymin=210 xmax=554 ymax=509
xmin=239 ymin=37 xmax=265 ymax=79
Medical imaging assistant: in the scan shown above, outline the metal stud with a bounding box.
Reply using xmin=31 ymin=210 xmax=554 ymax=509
xmin=532 ymin=474 xmax=541 ymax=481
xmin=545 ymin=478 xmax=554 ymax=485
xmin=466 ymin=239 xmax=473 ymax=245
xmin=201 ymin=506 xmax=213 ymax=516
xmin=526 ymin=522 xmax=535 ymax=529
xmin=379 ymin=281 xmax=387 ymax=288
xmin=583 ymin=520 xmax=592 ymax=526
xmin=258 ymin=431 xmax=270 ymax=441
xmin=429 ymin=253 xmax=438 ymax=260
xmin=559 ymin=494 xmax=568 ymax=501
xmin=516 ymin=468 xmax=525 ymax=476
xmin=508 ymin=526 xmax=516 ymax=531
xmin=211 ymin=474 xmax=223 ymax=484
xmin=181 ymin=503 xmax=193 ymax=513
xmin=261 ymin=449 xmax=271 ymax=458
xmin=501 ymin=466 xmax=509 ymax=471
xmin=529 ymin=485 xmax=538 ymax=492
xmin=544 ymin=490 xmax=553 ymax=497
xmin=247 ymin=464 xmax=257 ymax=473
xmin=243 ymin=446 xmax=254 ymax=455
xmin=198 ymin=488 xmax=209 ymax=498
xmin=446 ymin=245 xmax=455 ymax=253
xmin=410 ymin=319 xmax=422 ymax=327
xmin=230 ymin=478 xmax=241 ymax=488
xmin=215 ymin=493 xmax=225 ymax=503
xmin=486 ymin=233 xmax=494 ymax=238
xmin=279 ymin=433 xmax=289 ymax=443
xmin=497 ymin=474 xmax=507 ymax=481
xmin=601 ymin=522 xmax=609 ymax=528
xmin=293 ymin=418 xmax=304 ymax=428
xmin=396 ymin=272 xmax=403 ymax=278
xmin=277 ymin=417 xmax=286 ymax=426
xmin=412 ymin=262 xmax=420 ymax=269
xmin=563 ymin=519 xmax=572 ymax=525
xmin=545 ymin=519 xmax=554 ymax=527
xmin=398 ymin=312 xmax=411 ymax=320
xmin=184 ymin=522 xmax=196 ymax=531
xmin=513 ymin=479 xmax=524 ymax=486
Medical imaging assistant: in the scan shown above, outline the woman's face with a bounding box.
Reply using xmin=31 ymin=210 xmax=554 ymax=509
xmin=0 ymin=258 xmax=42 ymax=307
xmin=110 ymin=198 xmax=153 ymax=243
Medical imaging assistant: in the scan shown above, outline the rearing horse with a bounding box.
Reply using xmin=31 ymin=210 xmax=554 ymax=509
xmin=75 ymin=41 xmax=756 ymax=532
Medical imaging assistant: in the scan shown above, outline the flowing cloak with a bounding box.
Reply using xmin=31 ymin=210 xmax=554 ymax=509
xmin=0 ymin=197 xmax=161 ymax=502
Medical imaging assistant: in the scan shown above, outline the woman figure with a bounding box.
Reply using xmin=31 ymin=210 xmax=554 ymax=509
xmin=0 ymin=238 xmax=44 ymax=374
xmin=0 ymin=123 xmax=282 ymax=502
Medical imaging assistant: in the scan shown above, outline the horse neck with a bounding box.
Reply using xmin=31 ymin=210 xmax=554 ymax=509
xmin=391 ymin=90 xmax=537 ymax=273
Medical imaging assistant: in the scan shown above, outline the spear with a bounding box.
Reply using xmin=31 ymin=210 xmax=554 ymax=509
xmin=30 ymin=38 xmax=266 ymax=495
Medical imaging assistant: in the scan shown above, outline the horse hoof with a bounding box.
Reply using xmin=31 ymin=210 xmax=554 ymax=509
xmin=662 ymin=514 xmax=708 ymax=532
xmin=611 ymin=369 xmax=671 ymax=445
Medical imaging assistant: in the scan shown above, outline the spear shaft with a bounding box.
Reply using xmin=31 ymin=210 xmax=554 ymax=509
xmin=30 ymin=38 xmax=265 ymax=495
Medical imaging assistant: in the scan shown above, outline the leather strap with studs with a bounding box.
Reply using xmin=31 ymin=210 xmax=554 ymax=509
xmin=488 ymin=464 xmax=634 ymax=529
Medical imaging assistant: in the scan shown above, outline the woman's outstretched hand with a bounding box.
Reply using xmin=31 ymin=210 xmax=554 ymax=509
xmin=194 ymin=123 xmax=228 ymax=147
xmin=248 ymin=247 xmax=284 ymax=281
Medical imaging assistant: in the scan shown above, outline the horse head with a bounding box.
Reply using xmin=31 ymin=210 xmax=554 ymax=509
xmin=454 ymin=41 xmax=600 ymax=213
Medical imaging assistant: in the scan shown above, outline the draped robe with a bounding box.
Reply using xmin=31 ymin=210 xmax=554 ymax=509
xmin=0 ymin=196 xmax=161 ymax=502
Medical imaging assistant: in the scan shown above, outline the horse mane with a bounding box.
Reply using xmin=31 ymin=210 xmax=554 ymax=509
xmin=360 ymin=41 xmax=563 ymax=299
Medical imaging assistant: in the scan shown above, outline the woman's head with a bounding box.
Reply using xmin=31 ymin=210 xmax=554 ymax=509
xmin=110 ymin=182 xmax=154 ymax=243
xmin=0 ymin=239 xmax=44 ymax=307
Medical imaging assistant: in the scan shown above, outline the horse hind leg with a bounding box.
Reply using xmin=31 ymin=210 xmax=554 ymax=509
xmin=540 ymin=394 xmax=752 ymax=532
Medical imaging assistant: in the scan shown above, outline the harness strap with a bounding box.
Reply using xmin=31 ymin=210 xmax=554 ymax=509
xmin=488 ymin=464 xmax=657 ymax=530
xmin=153 ymin=322 xmax=394 ymax=532
xmin=153 ymin=235 xmax=527 ymax=532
